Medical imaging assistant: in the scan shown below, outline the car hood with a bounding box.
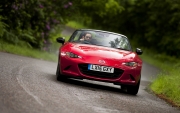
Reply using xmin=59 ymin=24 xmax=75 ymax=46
xmin=68 ymin=43 xmax=135 ymax=60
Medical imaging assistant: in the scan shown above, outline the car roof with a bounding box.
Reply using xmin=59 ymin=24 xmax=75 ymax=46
xmin=76 ymin=29 xmax=128 ymax=38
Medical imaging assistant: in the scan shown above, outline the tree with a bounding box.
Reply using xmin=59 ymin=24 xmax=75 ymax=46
xmin=0 ymin=0 xmax=74 ymax=49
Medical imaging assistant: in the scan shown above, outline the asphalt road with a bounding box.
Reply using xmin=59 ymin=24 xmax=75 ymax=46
xmin=0 ymin=27 xmax=180 ymax=113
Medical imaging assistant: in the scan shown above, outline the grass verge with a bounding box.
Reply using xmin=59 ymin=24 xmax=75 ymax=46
xmin=0 ymin=40 xmax=58 ymax=62
xmin=140 ymin=49 xmax=180 ymax=107
xmin=66 ymin=21 xmax=88 ymax=29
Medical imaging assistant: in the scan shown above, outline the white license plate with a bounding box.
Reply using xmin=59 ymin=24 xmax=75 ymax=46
xmin=88 ymin=64 xmax=114 ymax=73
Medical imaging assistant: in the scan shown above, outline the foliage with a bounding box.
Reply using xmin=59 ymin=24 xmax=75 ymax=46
xmin=66 ymin=21 xmax=87 ymax=29
xmin=72 ymin=0 xmax=180 ymax=57
xmin=114 ymin=0 xmax=180 ymax=57
xmin=139 ymin=47 xmax=180 ymax=107
xmin=150 ymin=67 xmax=180 ymax=107
xmin=0 ymin=0 xmax=74 ymax=50
xmin=0 ymin=15 xmax=7 ymax=37
xmin=73 ymin=0 xmax=124 ymax=30
xmin=1 ymin=0 xmax=180 ymax=57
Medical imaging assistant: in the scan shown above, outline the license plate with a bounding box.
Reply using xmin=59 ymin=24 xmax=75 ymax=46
xmin=88 ymin=64 xmax=114 ymax=73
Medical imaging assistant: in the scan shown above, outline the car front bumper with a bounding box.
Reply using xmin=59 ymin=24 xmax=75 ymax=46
xmin=59 ymin=56 xmax=141 ymax=86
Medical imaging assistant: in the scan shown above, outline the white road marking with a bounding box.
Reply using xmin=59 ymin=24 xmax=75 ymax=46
xmin=16 ymin=66 xmax=44 ymax=106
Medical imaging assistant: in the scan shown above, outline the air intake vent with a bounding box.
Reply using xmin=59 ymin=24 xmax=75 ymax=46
xmin=78 ymin=64 xmax=124 ymax=79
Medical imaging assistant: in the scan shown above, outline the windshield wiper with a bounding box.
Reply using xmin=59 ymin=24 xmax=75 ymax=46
xmin=116 ymin=47 xmax=129 ymax=51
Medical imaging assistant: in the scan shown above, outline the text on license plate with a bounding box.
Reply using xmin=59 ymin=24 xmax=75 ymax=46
xmin=88 ymin=64 xmax=114 ymax=73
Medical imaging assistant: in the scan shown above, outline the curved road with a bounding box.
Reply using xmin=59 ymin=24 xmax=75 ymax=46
xmin=0 ymin=28 xmax=179 ymax=113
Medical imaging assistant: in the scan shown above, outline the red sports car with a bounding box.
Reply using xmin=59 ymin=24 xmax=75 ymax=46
xmin=56 ymin=29 xmax=143 ymax=95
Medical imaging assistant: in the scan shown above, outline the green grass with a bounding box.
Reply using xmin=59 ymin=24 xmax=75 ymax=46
xmin=140 ymin=48 xmax=180 ymax=107
xmin=139 ymin=48 xmax=178 ymax=71
xmin=150 ymin=69 xmax=180 ymax=107
xmin=66 ymin=21 xmax=88 ymax=29
xmin=0 ymin=40 xmax=58 ymax=62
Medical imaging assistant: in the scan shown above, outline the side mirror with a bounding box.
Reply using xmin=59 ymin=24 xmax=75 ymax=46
xmin=136 ymin=48 xmax=143 ymax=55
xmin=56 ymin=37 xmax=65 ymax=44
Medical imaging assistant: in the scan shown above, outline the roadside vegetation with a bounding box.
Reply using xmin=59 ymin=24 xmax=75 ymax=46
xmin=0 ymin=39 xmax=58 ymax=62
xmin=66 ymin=21 xmax=88 ymax=29
xmin=140 ymin=49 xmax=180 ymax=107
xmin=0 ymin=0 xmax=180 ymax=108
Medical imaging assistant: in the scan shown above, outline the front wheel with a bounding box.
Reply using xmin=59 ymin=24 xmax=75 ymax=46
xmin=127 ymin=80 xmax=140 ymax=95
xmin=56 ymin=63 xmax=66 ymax=81
xmin=121 ymin=79 xmax=140 ymax=95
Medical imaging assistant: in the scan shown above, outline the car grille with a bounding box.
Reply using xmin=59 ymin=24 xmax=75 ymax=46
xmin=78 ymin=64 xmax=124 ymax=79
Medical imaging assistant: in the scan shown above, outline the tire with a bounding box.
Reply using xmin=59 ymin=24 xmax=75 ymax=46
xmin=121 ymin=79 xmax=140 ymax=95
xmin=126 ymin=80 xmax=140 ymax=95
xmin=56 ymin=63 xmax=65 ymax=81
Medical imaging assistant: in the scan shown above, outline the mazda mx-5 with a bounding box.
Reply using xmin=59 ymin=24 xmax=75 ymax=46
xmin=56 ymin=29 xmax=143 ymax=95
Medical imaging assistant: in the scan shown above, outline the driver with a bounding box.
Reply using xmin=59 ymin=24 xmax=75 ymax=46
xmin=80 ymin=32 xmax=92 ymax=41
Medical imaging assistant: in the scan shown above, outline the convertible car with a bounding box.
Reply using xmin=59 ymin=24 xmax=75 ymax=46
xmin=56 ymin=29 xmax=143 ymax=95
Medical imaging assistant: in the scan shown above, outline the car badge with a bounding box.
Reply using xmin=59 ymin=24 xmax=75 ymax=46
xmin=99 ymin=60 xmax=105 ymax=64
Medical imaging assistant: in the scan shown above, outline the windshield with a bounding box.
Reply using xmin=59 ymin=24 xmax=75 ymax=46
xmin=69 ymin=30 xmax=132 ymax=51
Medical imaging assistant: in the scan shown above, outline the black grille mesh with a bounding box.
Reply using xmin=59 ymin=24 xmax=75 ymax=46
xmin=78 ymin=64 xmax=124 ymax=79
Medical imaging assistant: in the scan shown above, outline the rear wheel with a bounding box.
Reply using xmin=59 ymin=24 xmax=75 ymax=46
xmin=56 ymin=63 xmax=66 ymax=81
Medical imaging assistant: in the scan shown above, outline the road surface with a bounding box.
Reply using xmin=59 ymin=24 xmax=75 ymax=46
xmin=0 ymin=27 xmax=179 ymax=113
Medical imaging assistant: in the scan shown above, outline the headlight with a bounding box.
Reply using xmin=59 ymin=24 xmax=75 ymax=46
xmin=122 ymin=62 xmax=138 ymax=67
xmin=66 ymin=52 xmax=81 ymax=58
